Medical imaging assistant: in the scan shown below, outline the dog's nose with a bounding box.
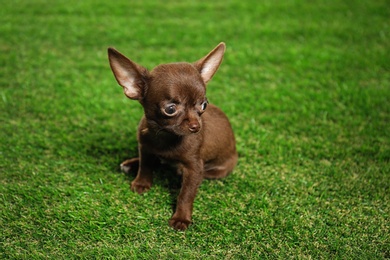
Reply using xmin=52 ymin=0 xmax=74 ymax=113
xmin=188 ymin=122 xmax=200 ymax=133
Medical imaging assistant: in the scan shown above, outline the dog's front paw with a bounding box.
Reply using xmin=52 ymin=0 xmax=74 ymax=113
xmin=130 ymin=181 xmax=151 ymax=194
xmin=169 ymin=217 xmax=191 ymax=231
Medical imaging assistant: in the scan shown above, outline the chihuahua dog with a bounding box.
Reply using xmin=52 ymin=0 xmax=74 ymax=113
xmin=107 ymin=42 xmax=237 ymax=231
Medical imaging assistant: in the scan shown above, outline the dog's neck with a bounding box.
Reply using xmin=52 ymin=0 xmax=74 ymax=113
xmin=141 ymin=118 xmax=184 ymax=148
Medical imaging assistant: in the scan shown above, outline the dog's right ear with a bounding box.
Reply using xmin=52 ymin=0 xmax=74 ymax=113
xmin=193 ymin=42 xmax=226 ymax=84
xmin=108 ymin=47 xmax=149 ymax=100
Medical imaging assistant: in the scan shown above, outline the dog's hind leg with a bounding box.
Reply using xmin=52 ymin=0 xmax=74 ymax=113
xmin=203 ymin=152 xmax=238 ymax=179
xmin=120 ymin=158 xmax=139 ymax=174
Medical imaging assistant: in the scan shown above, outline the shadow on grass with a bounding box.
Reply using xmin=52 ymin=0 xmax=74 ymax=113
xmin=84 ymin=132 xmax=138 ymax=169
xmin=85 ymin=132 xmax=182 ymax=212
xmin=121 ymin=161 xmax=182 ymax=213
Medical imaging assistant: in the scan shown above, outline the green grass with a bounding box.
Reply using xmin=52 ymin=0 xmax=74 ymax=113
xmin=1 ymin=0 xmax=389 ymax=258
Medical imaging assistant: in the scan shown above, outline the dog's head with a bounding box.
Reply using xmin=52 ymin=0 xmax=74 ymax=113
xmin=108 ymin=43 xmax=225 ymax=136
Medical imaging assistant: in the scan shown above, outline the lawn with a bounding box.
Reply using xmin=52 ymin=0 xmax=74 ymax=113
xmin=1 ymin=0 xmax=389 ymax=258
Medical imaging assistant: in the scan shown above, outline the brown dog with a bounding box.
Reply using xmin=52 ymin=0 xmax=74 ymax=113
xmin=108 ymin=43 xmax=237 ymax=231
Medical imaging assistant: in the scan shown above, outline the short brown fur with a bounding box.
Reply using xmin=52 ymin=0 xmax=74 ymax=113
xmin=108 ymin=43 xmax=237 ymax=231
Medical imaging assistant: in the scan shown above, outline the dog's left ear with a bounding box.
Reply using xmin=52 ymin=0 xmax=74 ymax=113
xmin=108 ymin=47 xmax=149 ymax=100
xmin=193 ymin=42 xmax=226 ymax=84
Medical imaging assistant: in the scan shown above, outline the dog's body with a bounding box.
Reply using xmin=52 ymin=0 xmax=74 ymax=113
xmin=108 ymin=43 xmax=237 ymax=230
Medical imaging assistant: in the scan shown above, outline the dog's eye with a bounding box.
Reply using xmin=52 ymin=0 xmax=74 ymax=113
xmin=201 ymin=100 xmax=208 ymax=111
xmin=164 ymin=104 xmax=177 ymax=116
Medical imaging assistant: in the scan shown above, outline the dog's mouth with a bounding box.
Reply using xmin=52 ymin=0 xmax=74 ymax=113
xmin=163 ymin=125 xmax=201 ymax=136
xmin=147 ymin=119 xmax=200 ymax=136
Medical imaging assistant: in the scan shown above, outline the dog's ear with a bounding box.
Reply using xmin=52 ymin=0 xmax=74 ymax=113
xmin=108 ymin=47 xmax=149 ymax=100
xmin=193 ymin=42 xmax=226 ymax=84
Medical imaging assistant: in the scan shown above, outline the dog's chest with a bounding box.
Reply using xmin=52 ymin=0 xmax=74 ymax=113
xmin=140 ymin=127 xmax=201 ymax=162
